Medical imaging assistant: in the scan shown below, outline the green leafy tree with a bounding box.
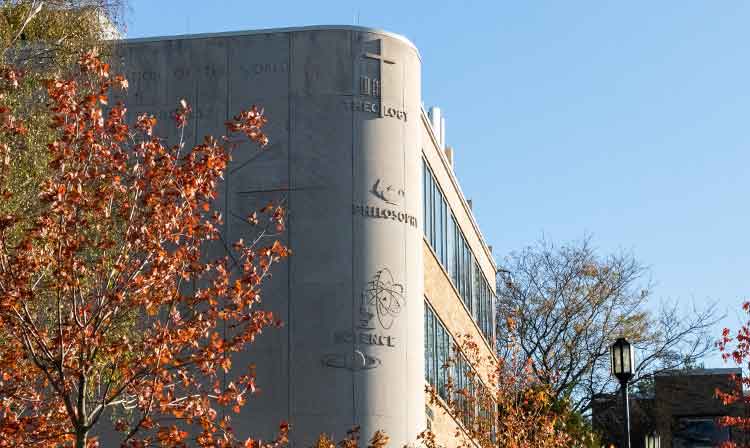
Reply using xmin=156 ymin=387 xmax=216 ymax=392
xmin=0 ymin=0 xmax=124 ymax=235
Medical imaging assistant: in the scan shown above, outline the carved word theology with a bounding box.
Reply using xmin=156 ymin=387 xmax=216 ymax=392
xmin=343 ymin=99 xmax=408 ymax=122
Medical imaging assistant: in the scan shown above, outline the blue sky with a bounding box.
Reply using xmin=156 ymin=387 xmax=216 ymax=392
xmin=126 ymin=1 xmax=750 ymax=366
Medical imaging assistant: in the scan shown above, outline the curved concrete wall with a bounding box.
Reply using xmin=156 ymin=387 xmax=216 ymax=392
xmin=118 ymin=27 xmax=424 ymax=446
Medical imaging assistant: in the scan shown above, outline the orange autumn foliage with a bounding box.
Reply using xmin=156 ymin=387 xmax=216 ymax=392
xmin=420 ymin=331 xmax=590 ymax=448
xmin=716 ymin=300 xmax=750 ymax=448
xmin=0 ymin=50 xmax=289 ymax=447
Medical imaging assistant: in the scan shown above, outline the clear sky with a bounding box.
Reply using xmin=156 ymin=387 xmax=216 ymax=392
xmin=125 ymin=1 xmax=750 ymax=366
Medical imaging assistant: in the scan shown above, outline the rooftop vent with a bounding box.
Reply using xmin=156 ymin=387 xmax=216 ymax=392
xmin=428 ymin=106 xmax=446 ymax=149
xmin=444 ymin=146 xmax=454 ymax=167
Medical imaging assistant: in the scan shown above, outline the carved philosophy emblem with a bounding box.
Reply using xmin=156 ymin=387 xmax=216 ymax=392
xmin=360 ymin=268 xmax=406 ymax=330
xmin=370 ymin=179 xmax=405 ymax=206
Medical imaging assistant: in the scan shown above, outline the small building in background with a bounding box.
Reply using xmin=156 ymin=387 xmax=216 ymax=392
xmin=593 ymin=368 xmax=746 ymax=447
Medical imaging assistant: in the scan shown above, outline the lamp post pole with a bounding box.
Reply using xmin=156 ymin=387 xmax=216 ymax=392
xmin=610 ymin=337 xmax=634 ymax=448
xmin=620 ymin=379 xmax=631 ymax=448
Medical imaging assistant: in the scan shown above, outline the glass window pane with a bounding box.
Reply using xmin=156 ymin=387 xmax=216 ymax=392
xmin=428 ymin=172 xmax=434 ymax=246
xmin=454 ymin=220 xmax=460 ymax=287
xmin=437 ymin=323 xmax=445 ymax=399
xmin=463 ymin=240 xmax=469 ymax=302
xmin=438 ymin=195 xmax=443 ymax=261
xmin=482 ymin=283 xmax=494 ymax=345
xmin=457 ymin=236 xmax=462 ymax=294
xmin=458 ymin=238 xmax=465 ymax=298
xmin=437 ymin=196 xmax=445 ymax=266
xmin=425 ymin=307 xmax=431 ymax=383
xmin=431 ymin=175 xmax=437 ymax=248
xmin=442 ymin=327 xmax=450 ymax=400
xmin=444 ymin=199 xmax=449 ymax=266
xmin=440 ymin=196 xmax=446 ymax=265
xmin=436 ymin=193 xmax=443 ymax=261
xmin=472 ymin=262 xmax=477 ymax=320
xmin=428 ymin=307 xmax=435 ymax=386
xmin=427 ymin=173 xmax=433 ymax=246
xmin=422 ymin=160 xmax=428 ymax=237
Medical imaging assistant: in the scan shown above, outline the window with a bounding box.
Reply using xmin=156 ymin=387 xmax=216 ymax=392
xmin=425 ymin=301 xmax=494 ymax=431
xmin=425 ymin=303 xmax=452 ymax=401
xmin=423 ymin=159 xmax=449 ymax=267
xmin=422 ymin=161 xmax=428 ymax=237
xmin=447 ymin=216 xmax=456 ymax=282
xmin=436 ymin=318 xmax=447 ymax=399
xmin=422 ymin=158 xmax=496 ymax=347
xmin=425 ymin=301 xmax=436 ymax=387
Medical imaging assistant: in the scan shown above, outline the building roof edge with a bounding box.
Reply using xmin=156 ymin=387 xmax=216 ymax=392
xmin=118 ymin=25 xmax=421 ymax=61
xmin=420 ymin=107 xmax=498 ymax=273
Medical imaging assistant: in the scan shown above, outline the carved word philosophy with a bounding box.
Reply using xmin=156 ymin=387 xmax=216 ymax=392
xmin=353 ymin=179 xmax=416 ymax=228
xmin=352 ymin=204 xmax=417 ymax=228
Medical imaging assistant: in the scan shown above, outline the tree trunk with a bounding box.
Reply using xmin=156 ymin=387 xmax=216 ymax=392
xmin=76 ymin=428 xmax=88 ymax=448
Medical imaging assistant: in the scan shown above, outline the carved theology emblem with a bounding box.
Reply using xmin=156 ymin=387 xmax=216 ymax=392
xmin=347 ymin=38 xmax=408 ymax=121
xmin=360 ymin=268 xmax=406 ymax=330
xmin=360 ymin=39 xmax=394 ymax=113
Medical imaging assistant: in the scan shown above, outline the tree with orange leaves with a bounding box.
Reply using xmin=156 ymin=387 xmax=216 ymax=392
xmin=0 ymin=49 xmax=289 ymax=447
xmin=420 ymin=325 xmax=599 ymax=448
xmin=715 ymin=300 xmax=750 ymax=448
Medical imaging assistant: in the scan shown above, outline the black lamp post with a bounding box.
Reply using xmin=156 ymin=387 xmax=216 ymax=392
xmin=610 ymin=337 xmax=634 ymax=448
xmin=644 ymin=431 xmax=661 ymax=448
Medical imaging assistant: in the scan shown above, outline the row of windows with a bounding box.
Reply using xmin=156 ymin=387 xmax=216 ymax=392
xmin=424 ymin=303 xmax=495 ymax=433
xmin=424 ymin=301 xmax=451 ymax=402
xmin=473 ymin=263 xmax=494 ymax=346
xmin=423 ymin=160 xmax=449 ymax=267
xmin=422 ymin=159 xmax=495 ymax=345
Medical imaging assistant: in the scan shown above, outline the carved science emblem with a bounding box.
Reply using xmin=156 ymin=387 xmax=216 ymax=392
xmin=361 ymin=267 xmax=405 ymax=330
xmin=343 ymin=38 xmax=408 ymax=122
xmin=323 ymin=268 xmax=406 ymax=371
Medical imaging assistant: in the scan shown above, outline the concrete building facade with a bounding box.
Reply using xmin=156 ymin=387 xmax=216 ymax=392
xmin=117 ymin=26 xmax=496 ymax=447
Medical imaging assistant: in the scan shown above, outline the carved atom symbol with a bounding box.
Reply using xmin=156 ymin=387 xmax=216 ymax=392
xmin=362 ymin=268 xmax=406 ymax=330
